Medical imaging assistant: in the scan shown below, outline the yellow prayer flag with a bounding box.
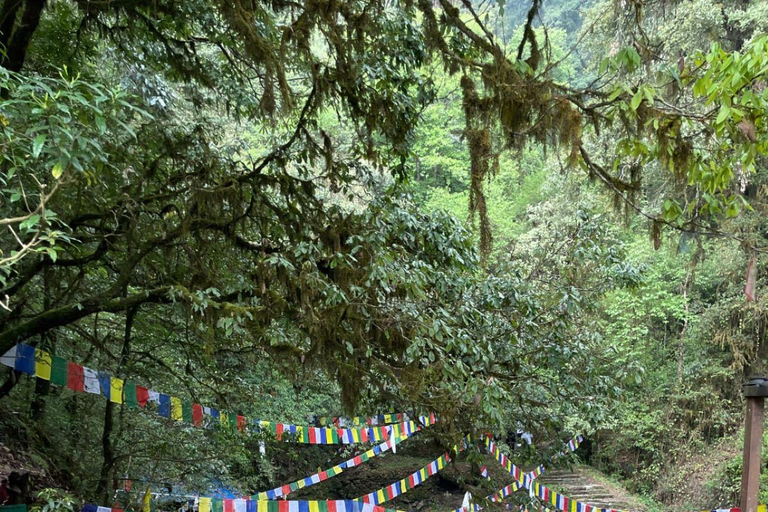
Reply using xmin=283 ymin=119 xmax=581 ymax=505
xmin=351 ymin=429 xmax=360 ymax=442
xmin=309 ymin=501 xmax=319 ymax=512
xmin=171 ymin=397 xmax=182 ymax=421
xmin=199 ymin=498 xmax=211 ymax=512
xmin=376 ymin=490 xmax=386 ymax=503
xmin=110 ymin=377 xmax=124 ymax=404
xmin=297 ymin=480 xmax=306 ymax=489
xmin=142 ymin=486 xmax=152 ymax=512
xmin=34 ymin=349 xmax=51 ymax=380
xmin=257 ymin=501 xmax=269 ymax=512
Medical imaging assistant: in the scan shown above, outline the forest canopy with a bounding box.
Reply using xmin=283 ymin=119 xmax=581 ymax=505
xmin=1 ymin=0 xmax=768 ymax=508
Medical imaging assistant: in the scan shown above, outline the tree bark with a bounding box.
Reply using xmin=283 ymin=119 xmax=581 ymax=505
xmin=0 ymin=369 xmax=21 ymax=399
xmin=0 ymin=0 xmax=46 ymax=72
xmin=95 ymin=306 xmax=137 ymax=503
xmin=677 ymin=271 xmax=691 ymax=385
xmin=0 ymin=0 xmax=23 ymax=58
xmin=0 ymin=286 xmax=171 ymax=356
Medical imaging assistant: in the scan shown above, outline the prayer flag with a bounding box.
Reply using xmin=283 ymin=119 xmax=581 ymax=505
xmin=212 ymin=499 xmax=223 ymax=512
xmin=0 ymin=345 xmax=17 ymax=368
xmin=110 ymin=377 xmax=124 ymax=404
xmin=142 ymin=486 xmax=152 ymax=512
xmin=97 ymin=372 xmax=111 ymax=400
xmin=83 ymin=367 xmax=100 ymax=394
xmin=200 ymin=498 xmax=212 ymax=512
xmin=182 ymin=401 xmax=194 ymax=423
xmin=124 ymin=382 xmax=138 ymax=408
xmin=35 ymin=349 xmax=52 ymax=380
xmin=67 ymin=363 xmax=85 ymax=391
xmin=136 ymin=386 xmax=149 ymax=407
xmin=15 ymin=343 xmax=36 ymax=374
xmin=192 ymin=404 xmax=204 ymax=426
xmin=171 ymin=397 xmax=182 ymax=421
xmin=158 ymin=394 xmax=171 ymax=418
xmin=51 ymin=356 xmax=68 ymax=386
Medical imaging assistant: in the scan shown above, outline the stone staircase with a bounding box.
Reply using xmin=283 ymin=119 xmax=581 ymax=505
xmin=537 ymin=468 xmax=637 ymax=511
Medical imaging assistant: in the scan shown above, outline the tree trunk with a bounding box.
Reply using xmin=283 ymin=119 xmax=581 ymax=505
xmin=0 ymin=0 xmax=46 ymax=72
xmin=95 ymin=306 xmax=137 ymax=503
xmin=0 ymin=369 xmax=21 ymax=399
xmin=0 ymin=0 xmax=23 ymax=58
xmin=677 ymin=271 xmax=691 ymax=385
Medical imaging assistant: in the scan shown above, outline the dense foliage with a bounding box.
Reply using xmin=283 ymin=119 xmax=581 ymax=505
xmin=2 ymin=0 xmax=768 ymax=510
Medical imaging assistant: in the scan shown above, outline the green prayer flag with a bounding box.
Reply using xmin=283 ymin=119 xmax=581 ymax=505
xmin=212 ymin=500 xmax=223 ymax=512
xmin=317 ymin=502 xmax=328 ymax=512
xmin=302 ymin=427 xmax=310 ymax=444
xmin=228 ymin=412 xmax=238 ymax=430
xmin=267 ymin=502 xmax=278 ymax=512
xmin=124 ymin=381 xmax=138 ymax=408
xmin=331 ymin=429 xmax=339 ymax=443
xmin=182 ymin=401 xmax=193 ymax=423
xmin=289 ymin=482 xmax=299 ymax=492
xmin=50 ymin=356 xmax=68 ymax=386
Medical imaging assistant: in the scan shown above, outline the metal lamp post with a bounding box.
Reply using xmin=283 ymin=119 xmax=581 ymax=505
xmin=741 ymin=377 xmax=768 ymax=512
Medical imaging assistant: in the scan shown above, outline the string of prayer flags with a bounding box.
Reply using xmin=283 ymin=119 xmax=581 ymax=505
xmin=81 ymin=501 xmax=768 ymax=512
xmin=354 ymin=435 xmax=470 ymax=506
xmin=80 ymin=505 xmax=124 ymax=512
xmin=308 ymin=413 xmax=409 ymax=427
xmin=254 ymin=432 xmax=415 ymax=500
xmin=83 ymin=501 xmax=414 ymax=512
xmin=1 ymin=343 xmax=436 ymax=445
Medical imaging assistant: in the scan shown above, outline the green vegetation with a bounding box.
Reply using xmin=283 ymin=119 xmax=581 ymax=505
xmin=2 ymin=0 xmax=768 ymax=510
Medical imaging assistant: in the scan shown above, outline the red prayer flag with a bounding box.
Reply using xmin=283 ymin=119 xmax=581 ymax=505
xmin=309 ymin=428 xmax=317 ymax=444
xmin=193 ymin=404 xmax=204 ymax=426
xmin=327 ymin=502 xmax=337 ymax=512
xmin=276 ymin=423 xmax=284 ymax=441
xmin=278 ymin=501 xmax=289 ymax=512
xmin=281 ymin=485 xmax=290 ymax=496
xmin=237 ymin=415 xmax=245 ymax=432
xmin=67 ymin=362 xmax=85 ymax=392
xmin=360 ymin=429 xmax=369 ymax=443
xmin=136 ymin=386 xmax=149 ymax=407
xmin=223 ymin=500 xmax=233 ymax=512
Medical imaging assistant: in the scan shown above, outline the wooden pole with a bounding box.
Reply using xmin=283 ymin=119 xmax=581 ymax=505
xmin=741 ymin=377 xmax=767 ymax=512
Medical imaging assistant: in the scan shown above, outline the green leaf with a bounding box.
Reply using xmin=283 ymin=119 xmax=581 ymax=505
xmin=95 ymin=115 xmax=106 ymax=134
xmin=630 ymin=90 xmax=643 ymax=111
xmin=32 ymin=134 xmax=46 ymax=158
xmin=715 ymin=104 xmax=730 ymax=124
